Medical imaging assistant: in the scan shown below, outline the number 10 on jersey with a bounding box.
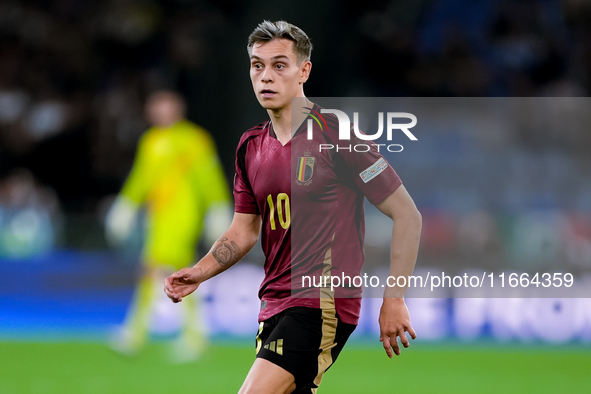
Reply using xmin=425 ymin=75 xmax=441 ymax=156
xmin=267 ymin=193 xmax=290 ymax=230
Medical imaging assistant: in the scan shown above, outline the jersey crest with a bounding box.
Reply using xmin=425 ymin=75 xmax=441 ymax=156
xmin=296 ymin=156 xmax=315 ymax=184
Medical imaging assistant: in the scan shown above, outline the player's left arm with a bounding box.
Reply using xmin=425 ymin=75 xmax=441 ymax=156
xmin=374 ymin=184 xmax=422 ymax=358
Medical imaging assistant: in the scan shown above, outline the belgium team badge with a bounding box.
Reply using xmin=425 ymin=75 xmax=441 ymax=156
xmin=295 ymin=156 xmax=315 ymax=185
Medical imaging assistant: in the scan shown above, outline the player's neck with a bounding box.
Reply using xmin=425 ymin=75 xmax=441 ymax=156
xmin=268 ymin=96 xmax=310 ymax=146
xmin=267 ymin=107 xmax=292 ymax=145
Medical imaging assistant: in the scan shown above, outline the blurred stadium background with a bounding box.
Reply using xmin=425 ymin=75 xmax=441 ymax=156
xmin=1 ymin=0 xmax=591 ymax=393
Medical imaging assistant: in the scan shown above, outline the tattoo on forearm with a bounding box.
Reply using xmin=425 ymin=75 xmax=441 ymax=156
xmin=212 ymin=237 xmax=241 ymax=267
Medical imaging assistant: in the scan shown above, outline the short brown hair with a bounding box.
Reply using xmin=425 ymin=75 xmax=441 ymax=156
xmin=247 ymin=20 xmax=312 ymax=63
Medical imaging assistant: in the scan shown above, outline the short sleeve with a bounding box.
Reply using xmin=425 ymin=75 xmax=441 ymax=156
xmin=234 ymin=136 xmax=260 ymax=214
xmin=337 ymin=138 xmax=402 ymax=205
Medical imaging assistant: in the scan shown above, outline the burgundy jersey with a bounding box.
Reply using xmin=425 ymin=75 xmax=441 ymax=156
xmin=234 ymin=105 xmax=401 ymax=325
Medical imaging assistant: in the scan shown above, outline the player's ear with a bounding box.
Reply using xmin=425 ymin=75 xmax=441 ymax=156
xmin=299 ymin=61 xmax=312 ymax=84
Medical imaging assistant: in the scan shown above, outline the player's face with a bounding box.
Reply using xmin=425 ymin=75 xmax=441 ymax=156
xmin=249 ymin=39 xmax=311 ymax=111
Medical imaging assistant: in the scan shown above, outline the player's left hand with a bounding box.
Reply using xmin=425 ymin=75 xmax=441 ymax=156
xmin=378 ymin=298 xmax=416 ymax=358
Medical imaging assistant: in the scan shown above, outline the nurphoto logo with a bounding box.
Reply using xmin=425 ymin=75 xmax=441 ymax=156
xmin=304 ymin=108 xmax=418 ymax=152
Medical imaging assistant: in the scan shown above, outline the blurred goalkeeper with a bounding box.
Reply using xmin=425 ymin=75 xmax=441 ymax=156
xmin=105 ymin=90 xmax=231 ymax=360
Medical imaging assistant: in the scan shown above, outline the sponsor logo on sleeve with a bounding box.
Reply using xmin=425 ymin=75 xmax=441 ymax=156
xmin=359 ymin=157 xmax=388 ymax=183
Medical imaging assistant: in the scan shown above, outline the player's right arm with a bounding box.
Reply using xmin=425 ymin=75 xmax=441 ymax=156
xmin=164 ymin=212 xmax=261 ymax=303
xmin=164 ymin=130 xmax=262 ymax=303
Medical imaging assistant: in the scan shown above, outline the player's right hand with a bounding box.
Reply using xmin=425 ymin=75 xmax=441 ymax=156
xmin=164 ymin=267 xmax=201 ymax=303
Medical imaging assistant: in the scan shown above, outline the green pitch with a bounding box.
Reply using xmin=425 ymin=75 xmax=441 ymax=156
xmin=0 ymin=340 xmax=590 ymax=393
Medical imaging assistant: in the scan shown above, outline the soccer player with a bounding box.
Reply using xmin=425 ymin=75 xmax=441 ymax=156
xmin=106 ymin=90 xmax=231 ymax=360
xmin=164 ymin=21 xmax=422 ymax=393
